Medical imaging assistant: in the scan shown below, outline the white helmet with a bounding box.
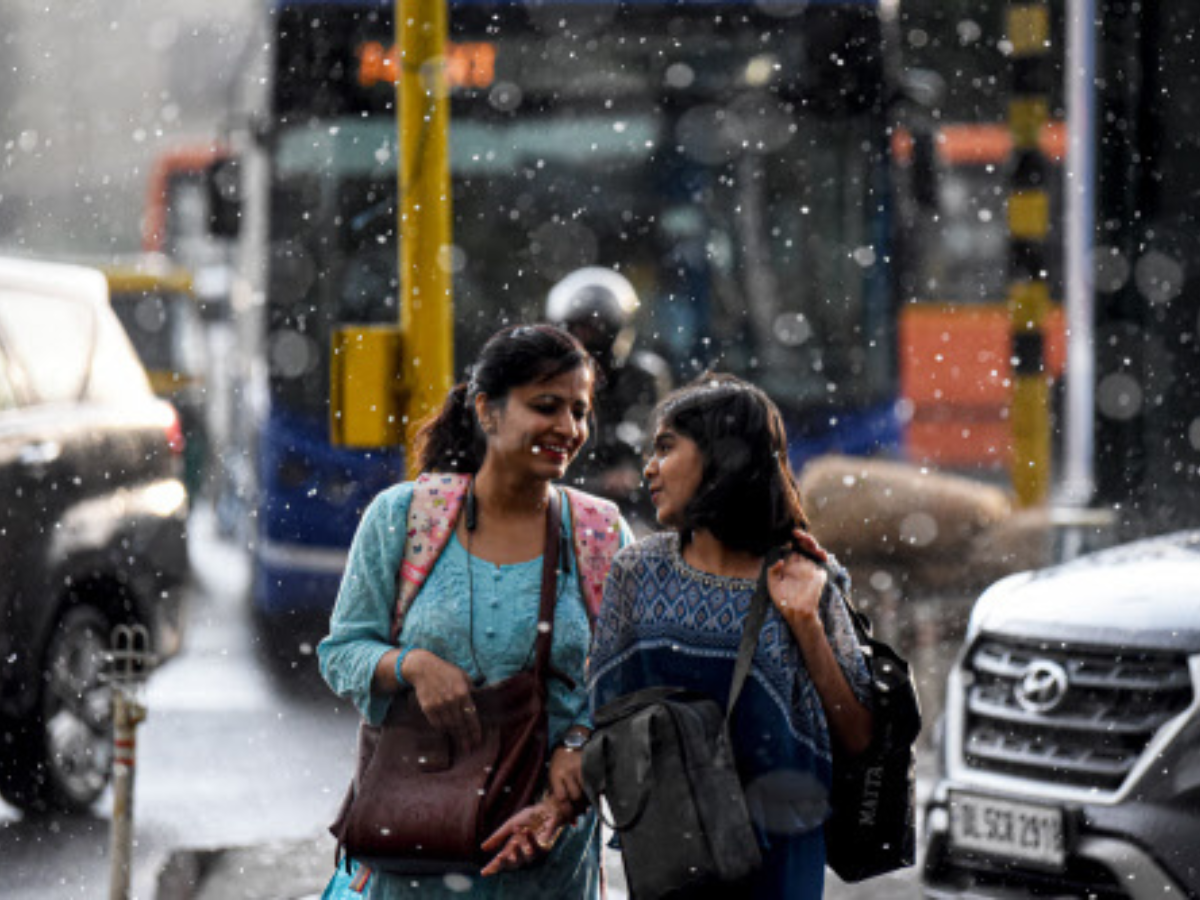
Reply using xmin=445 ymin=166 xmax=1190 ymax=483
xmin=546 ymin=267 xmax=640 ymax=365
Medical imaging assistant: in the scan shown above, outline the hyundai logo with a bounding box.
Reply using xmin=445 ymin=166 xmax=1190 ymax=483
xmin=1014 ymin=660 xmax=1069 ymax=713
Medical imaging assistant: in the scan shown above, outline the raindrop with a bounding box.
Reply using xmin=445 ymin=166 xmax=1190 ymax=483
xmin=134 ymin=297 xmax=167 ymax=333
xmin=899 ymin=512 xmax=938 ymax=548
xmin=1096 ymin=372 xmax=1144 ymax=421
xmin=443 ymin=873 xmax=474 ymax=892
xmin=1093 ymin=245 xmax=1130 ymax=293
xmin=957 ymin=19 xmax=983 ymax=45
xmin=869 ymin=570 xmax=895 ymax=592
xmin=675 ymin=105 xmax=737 ymax=166
xmin=488 ymin=82 xmax=523 ymax=113
xmin=437 ymin=244 xmax=467 ymax=275
xmin=744 ymin=55 xmax=776 ymax=87
xmin=852 ymin=246 xmax=877 ymax=268
xmin=269 ymin=329 xmax=317 ymax=379
xmin=773 ymin=313 xmax=812 ymax=347
xmin=1134 ymin=251 xmax=1185 ymax=306
xmin=1188 ymin=418 xmax=1200 ymax=452
xmin=664 ymin=62 xmax=695 ymax=90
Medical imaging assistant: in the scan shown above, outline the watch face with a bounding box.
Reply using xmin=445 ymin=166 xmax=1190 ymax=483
xmin=564 ymin=731 xmax=588 ymax=750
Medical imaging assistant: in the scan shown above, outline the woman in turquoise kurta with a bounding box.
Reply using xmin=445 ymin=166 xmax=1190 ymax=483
xmin=317 ymin=325 xmax=632 ymax=899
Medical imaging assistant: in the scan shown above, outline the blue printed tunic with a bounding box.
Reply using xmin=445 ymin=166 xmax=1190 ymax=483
xmin=318 ymin=482 xmax=632 ymax=900
xmin=588 ymin=532 xmax=873 ymax=900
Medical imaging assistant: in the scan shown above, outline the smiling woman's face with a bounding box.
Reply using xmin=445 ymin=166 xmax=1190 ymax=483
xmin=643 ymin=424 xmax=705 ymax=529
xmin=477 ymin=365 xmax=593 ymax=482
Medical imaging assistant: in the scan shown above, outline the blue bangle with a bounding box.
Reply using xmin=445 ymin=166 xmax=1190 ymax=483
xmin=394 ymin=648 xmax=413 ymax=688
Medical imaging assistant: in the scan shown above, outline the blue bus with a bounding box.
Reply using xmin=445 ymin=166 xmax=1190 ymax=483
xmin=223 ymin=0 xmax=902 ymax=626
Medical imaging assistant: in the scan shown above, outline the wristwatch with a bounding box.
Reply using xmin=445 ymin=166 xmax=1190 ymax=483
xmin=560 ymin=728 xmax=591 ymax=753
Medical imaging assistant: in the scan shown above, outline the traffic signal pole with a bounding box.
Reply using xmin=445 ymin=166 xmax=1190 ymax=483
xmin=1006 ymin=3 xmax=1053 ymax=506
xmin=399 ymin=0 xmax=454 ymax=477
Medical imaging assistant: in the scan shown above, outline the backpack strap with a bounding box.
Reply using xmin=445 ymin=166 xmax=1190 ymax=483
xmin=561 ymin=487 xmax=622 ymax=624
xmin=391 ymin=479 xmax=620 ymax=641
xmin=391 ymin=472 xmax=471 ymax=642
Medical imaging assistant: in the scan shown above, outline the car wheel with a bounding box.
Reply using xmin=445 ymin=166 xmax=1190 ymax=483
xmin=0 ymin=605 xmax=113 ymax=814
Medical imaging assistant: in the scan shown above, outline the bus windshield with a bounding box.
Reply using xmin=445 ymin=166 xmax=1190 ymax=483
xmin=264 ymin=1 xmax=893 ymax=424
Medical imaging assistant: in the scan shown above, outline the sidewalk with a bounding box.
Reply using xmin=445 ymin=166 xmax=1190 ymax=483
xmin=155 ymin=834 xmax=333 ymax=900
xmin=152 ymin=752 xmax=939 ymax=898
xmin=154 ymin=833 xmax=632 ymax=900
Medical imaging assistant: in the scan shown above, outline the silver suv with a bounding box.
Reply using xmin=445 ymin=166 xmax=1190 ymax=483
xmin=923 ymin=531 xmax=1200 ymax=899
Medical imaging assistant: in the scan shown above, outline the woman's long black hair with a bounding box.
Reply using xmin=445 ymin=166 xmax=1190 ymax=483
xmin=653 ymin=372 xmax=809 ymax=555
xmin=413 ymin=324 xmax=594 ymax=474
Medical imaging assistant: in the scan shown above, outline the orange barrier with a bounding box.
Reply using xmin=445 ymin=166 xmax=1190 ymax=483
xmin=899 ymin=303 xmax=1066 ymax=467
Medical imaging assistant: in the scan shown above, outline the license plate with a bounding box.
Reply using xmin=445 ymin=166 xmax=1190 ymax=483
xmin=948 ymin=791 xmax=1065 ymax=869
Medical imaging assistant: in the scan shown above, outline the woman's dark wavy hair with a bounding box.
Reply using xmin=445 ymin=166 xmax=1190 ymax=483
xmin=653 ymin=372 xmax=809 ymax=555
xmin=413 ymin=323 xmax=594 ymax=474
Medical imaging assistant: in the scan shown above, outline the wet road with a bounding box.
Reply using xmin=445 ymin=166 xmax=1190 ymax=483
xmin=0 ymin=509 xmax=360 ymax=899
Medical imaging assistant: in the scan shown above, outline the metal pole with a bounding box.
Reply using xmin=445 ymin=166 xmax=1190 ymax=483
xmin=107 ymin=625 xmax=152 ymax=900
xmin=108 ymin=692 xmax=143 ymax=900
xmin=1060 ymin=0 xmax=1097 ymax=508
xmin=399 ymin=0 xmax=455 ymax=479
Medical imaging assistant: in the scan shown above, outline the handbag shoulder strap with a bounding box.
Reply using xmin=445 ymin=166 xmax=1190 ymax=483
xmin=561 ymin=487 xmax=622 ymax=625
xmin=531 ymin=489 xmax=562 ymax=678
xmin=823 ymin=560 xmax=877 ymax=647
xmin=725 ymin=548 xmax=782 ymax=721
xmin=391 ymin=472 xmax=471 ymax=642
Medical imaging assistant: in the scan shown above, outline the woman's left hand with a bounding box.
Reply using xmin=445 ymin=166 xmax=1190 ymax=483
xmin=547 ymin=743 xmax=586 ymax=808
xmin=768 ymin=550 xmax=827 ymax=625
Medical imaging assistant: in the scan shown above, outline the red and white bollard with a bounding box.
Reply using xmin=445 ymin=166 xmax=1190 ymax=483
xmin=107 ymin=625 xmax=154 ymax=900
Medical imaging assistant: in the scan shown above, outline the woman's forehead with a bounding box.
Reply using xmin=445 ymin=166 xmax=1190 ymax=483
xmin=520 ymin=365 xmax=593 ymax=397
xmin=652 ymin=423 xmax=686 ymax=442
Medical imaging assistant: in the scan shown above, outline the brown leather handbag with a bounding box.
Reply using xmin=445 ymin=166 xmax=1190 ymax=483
xmin=331 ymin=493 xmax=562 ymax=875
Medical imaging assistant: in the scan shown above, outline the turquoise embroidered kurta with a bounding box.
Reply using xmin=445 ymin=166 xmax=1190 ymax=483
xmin=319 ymin=482 xmax=632 ymax=899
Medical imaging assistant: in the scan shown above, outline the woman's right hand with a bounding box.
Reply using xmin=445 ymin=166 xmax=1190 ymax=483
xmin=479 ymin=795 xmax=573 ymax=876
xmin=402 ymin=649 xmax=483 ymax=751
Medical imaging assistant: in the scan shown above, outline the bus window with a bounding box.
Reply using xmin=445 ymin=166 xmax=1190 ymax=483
xmin=233 ymin=0 xmax=901 ymax=623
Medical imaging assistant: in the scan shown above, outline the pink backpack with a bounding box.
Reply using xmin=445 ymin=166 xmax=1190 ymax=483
xmin=391 ymin=473 xmax=622 ymax=641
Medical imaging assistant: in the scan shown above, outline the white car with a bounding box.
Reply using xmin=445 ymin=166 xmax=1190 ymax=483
xmin=922 ymin=531 xmax=1200 ymax=899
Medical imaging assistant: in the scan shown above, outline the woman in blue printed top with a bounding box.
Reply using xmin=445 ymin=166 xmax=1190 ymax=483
xmin=318 ymin=324 xmax=633 ymax=900
xmin=588 ymin=373 xmax=874 ymax=899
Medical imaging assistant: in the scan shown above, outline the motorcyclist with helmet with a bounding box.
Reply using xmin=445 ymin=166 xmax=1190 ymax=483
xmin=546 ymin=267 xmax=671 ymax=532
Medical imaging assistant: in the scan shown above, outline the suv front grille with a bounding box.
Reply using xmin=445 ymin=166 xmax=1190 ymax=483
xmin=962 ymin=637 xmax=1194 ymax=792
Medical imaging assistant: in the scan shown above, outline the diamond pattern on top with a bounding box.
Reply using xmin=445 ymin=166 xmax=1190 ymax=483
xmin=589 ymin=531 xmax=874 ymax=756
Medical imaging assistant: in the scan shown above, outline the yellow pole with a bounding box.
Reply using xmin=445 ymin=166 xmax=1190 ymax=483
xmin=1006 ymin=3 xmax=1053 ymax=506
xmin=399 ymin=0 xmax=454 ymax=478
